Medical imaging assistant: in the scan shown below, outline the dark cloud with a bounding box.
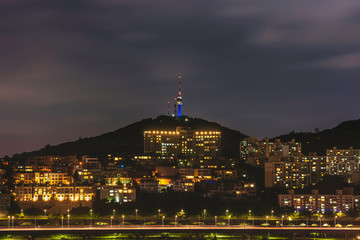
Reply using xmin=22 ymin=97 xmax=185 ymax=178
xmin=1 ymin=0 xmax=360 ymax=156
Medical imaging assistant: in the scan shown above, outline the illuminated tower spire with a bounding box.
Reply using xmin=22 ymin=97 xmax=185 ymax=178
xmin=176 ymin=73 xmax=183 ymax=117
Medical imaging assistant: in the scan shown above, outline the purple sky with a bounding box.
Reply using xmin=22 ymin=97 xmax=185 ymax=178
xmin=1 ymin=0 xmax=360 ymax=157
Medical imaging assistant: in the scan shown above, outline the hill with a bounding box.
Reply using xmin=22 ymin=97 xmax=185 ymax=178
xmin=274 ymin=119 xmax=360 ymax=155
xmin=11 ymin=115 xmax=248 ymax=160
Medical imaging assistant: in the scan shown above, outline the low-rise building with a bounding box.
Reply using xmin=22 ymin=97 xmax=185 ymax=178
xmin=215 ymin=169 xmax=239 ymax=180
xmin=99 ymin=185 xmax=136 ymax=203
xmin=171 ymin=179 xmax=195 ymax=192
xmin=139 ymin=180 xmax=159 ymax=193
xmin=0 ymin=186 xmax=10 ymax=216
xmin=207 ymin=181 xmax=256 ymax=199
xmin=14 ymin=172 xmax=72 ymax=185
xmin=14 ymin=185 xmax=94 ymax=214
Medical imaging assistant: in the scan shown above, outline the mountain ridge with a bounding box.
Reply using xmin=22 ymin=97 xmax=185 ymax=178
xmin=9 ymin=117 xmax=360 ymax=161
xmin=10 ymin=115 xmax=248 ymax=160
xmin=273 ymin=119 xmax=360 ymax=155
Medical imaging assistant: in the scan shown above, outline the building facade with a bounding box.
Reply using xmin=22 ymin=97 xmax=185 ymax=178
xmin=144 ymin=127 xmax=221 ymax=168
xmin=279 ymin=189 xmax=359 ymax=213
xmin=240 ymin=138 xmax=301 ymax=167
xmin=326 ymin=147 xmax=360 ymax=184
xmin=265 ymin=162 xmax=309 ymax=188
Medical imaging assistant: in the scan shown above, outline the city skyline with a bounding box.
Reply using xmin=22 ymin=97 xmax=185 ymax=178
xmin=2 ymin=0 xmax=360 ymax=157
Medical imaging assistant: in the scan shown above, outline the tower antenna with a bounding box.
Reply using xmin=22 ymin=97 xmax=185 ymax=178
xmin=173 ymin=98 xmax=177 ymax=116
xmin=176 ymin=73 xmax=183 ymax=117
xmin=167 ymin=101 xmax=170 ymax=116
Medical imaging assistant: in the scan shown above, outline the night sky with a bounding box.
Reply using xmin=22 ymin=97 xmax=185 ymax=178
xmin=1 ymin=0 xmax=360 ymax=157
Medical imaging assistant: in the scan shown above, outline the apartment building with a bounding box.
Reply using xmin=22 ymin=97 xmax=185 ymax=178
xmin=326 ymin=147 xmax=360 ymax=184
xmin=144 ymin=127 xmax=221 ymax=168
xmin=240 ymin=137 xmax=301 ymax=167
xmin=265 ymin=162 xmax=310 ymax=188
xmin=279 ymin=188 xmax=359 ymax=213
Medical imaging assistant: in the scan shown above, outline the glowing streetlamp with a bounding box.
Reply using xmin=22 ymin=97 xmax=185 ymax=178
xmin=248 ymin=210 xmax=251 ymax=218
xmin=175 ymin=215 xmax=178 ymax=227
xmin=334 ymin=216 xmax=338 ymax=226
xmin=122 ymin=215 xmax=125 ymax=226
xmin=227 ymin=215 xmax=231 ymax=226
xmin=113 ymin=209 xmax=115 ymax=218
xmin=90 ymin=209 xmax=93 ymax=228
xmin=203 ymin=209 xmax=207 ymax=218
xmin=61 ymin=216 xmax=64 ymax=228
xmin=266 ymin=215 xmax=269 ymax=227
xmin=271 ymin=210 xmax=274 ymax=217
xmin=135 ymin=209 xmax=138 ymax=220
xmin=162 ymin=216 xmax=165 ymax=226
xmin=111 ymin=216 xmax=113 ymax=228
xmin=12 ymin=216 xmax=14 ymax=228
xmin=8 ymin=216 xmax=10 ymax=228
xmin=44 ymin=209 xmax=47 ymax=217
xmin=281 ymin=215 xmax=284 ymax=227
xmin=158 ymin=209 xmax=161 ymax=218
xmin=226 ymin=209 xmax=229 ymax=217
xmin=215 ymin=216 xmax=217 ymax=226
xmin=67 ymin=214 xmax=70 ymax=228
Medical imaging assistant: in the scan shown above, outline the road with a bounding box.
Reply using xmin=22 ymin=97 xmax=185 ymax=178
xmin=1 ymin=225 xmax=360 ymax=234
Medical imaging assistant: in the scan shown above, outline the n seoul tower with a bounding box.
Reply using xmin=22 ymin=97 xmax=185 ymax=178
xmin=176 ymin=73 xmax=183 ymax=117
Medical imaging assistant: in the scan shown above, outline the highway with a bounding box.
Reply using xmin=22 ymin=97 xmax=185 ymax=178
xmin=1 ymin=225 xmax=360 ymax=235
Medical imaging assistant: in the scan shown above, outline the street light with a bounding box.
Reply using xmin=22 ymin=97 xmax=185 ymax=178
xmin=248 ymin=210 xmax=251 ymax=218
xmin=266 ymin=215 xmax=269 ymax=227
xmin=281 ymin=215 xmax=284 ymax=227
xmin=215 ymin=216 xmax=217 ymax=226
xmin=271 ymin=210 xmax=274 ymax=217
xmin=162 ymin=216 xmax=165 ymax=226
xmin=135 ymin=209 xmax=138 ymax=220
xmin=226 ymin=209 xmax=229 ymax=217
xmin=122 ymin=215 xmax=125 ymax=226
xmin=90 ymin=209 xmax=93 ymax=228
xmin=8 ymin=216 xmax=10 ymax=228
xmin=227 ymin=215 xmax=231 ymax=226
xmin=113 ymin=209 xmax=115 ymax=218
xmin=111 ymin=216 xmax=113 ymax=228
xmin=61 ymin=216 xmax=64 ymax=228
xmin=158 ymin=209 xmax=161 ymax=218
xmin=12 ymin=216 xmax=14 ymax=228
xmin=203 ymin=209 xmax=207 ymax=218
xmin=44 ymin=209 xmax=47 ymax=217
xmin=67 ymin=214 xmax=70 ymax=228
xmin=175 ymin=215 xmax=178 ymax=227
xmin=334 ymin=216 xmax=338 ymax=226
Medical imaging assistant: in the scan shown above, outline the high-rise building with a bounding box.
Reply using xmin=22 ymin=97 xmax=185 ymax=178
xmin=240 ymin=138 xmax=301 ymax=167
xmin=144 ymin=127 xmax=221 ymax=167
xmin=265 ymin=162 xmax=309 ymax=188
xmin=326 ymin=147 xmax=360 ymax=184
